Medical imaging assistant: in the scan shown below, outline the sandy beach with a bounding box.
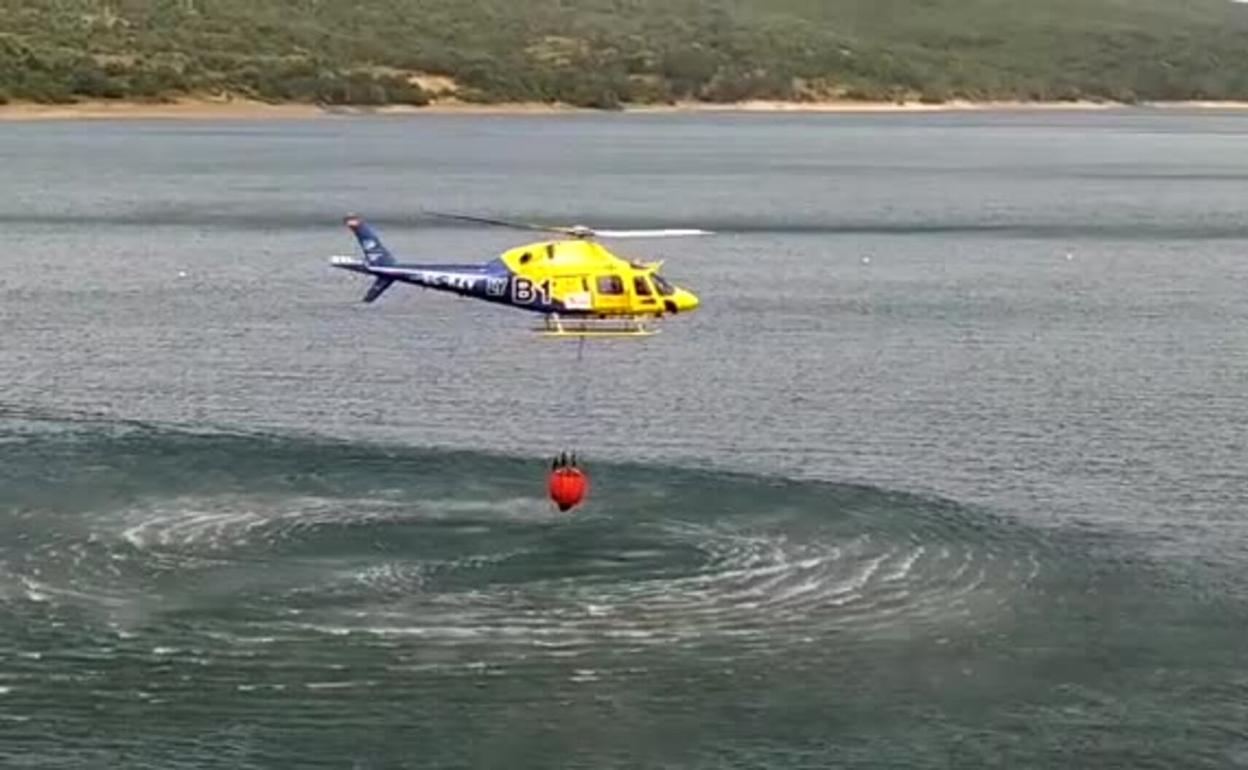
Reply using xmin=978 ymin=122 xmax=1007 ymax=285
xmin=2 ymin=96 xmax=1248 ymax=121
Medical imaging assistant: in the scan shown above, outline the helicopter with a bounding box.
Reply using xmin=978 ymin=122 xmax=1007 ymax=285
xmin=330 ymin=213 xmax=703 ymax=336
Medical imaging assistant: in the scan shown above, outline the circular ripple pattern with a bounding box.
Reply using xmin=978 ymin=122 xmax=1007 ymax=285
xmin=6 ymin=419 xmax=1243 ymax=770
xmin=0 ymin=420 xmax=1051 ymax=661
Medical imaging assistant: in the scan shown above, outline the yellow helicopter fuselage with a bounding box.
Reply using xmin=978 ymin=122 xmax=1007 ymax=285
xmin=495 ymin=238 xmax=699 ymax=317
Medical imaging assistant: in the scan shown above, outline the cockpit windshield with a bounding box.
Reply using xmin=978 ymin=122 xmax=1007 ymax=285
xmin=650 ymin=273 xmax=676 ymax=296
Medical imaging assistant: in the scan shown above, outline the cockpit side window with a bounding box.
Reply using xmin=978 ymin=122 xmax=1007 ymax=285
xmin=650 ymin=273 xmax=675 ymax=296
xmin=633 ymin=275 xmax=653 ymax=296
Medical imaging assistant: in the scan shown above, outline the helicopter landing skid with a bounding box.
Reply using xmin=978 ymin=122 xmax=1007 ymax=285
xmin=535 ymin=314 xmax=659 ymax=338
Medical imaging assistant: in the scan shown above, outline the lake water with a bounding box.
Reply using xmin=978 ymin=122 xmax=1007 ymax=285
xmin=2 ymin=109 xmax=1248 ymax=767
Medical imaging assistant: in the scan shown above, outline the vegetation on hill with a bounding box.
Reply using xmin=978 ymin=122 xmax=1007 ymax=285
xmin=4 ymin=0 xmax=1248 ymax=107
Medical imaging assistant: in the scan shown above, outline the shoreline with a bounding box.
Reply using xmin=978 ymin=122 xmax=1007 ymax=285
xmin=4 ymin=97 xmax=1248 ymax=122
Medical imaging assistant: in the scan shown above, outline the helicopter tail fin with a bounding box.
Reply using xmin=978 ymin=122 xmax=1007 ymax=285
xmin=344 ymin=215 xmax=396 ymax=267
xmin=362 ymin=276 xmax=395 ymax=303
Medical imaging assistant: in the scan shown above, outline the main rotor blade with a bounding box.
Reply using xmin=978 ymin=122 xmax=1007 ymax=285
xmin=592 ymin=228 xmax=714 ymax=238
xmin=425 ymin=212 xmax=713 ymax=239
xmin=425 ymin=211 xmax=564 ymax=235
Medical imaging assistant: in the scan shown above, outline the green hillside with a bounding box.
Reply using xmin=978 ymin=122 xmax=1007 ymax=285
xmin=3 ymin=0 xmax=1248 ymax=107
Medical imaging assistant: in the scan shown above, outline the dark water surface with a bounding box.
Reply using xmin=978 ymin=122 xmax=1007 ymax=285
xmin=2 ymin=110 xmax=1248 ymax=767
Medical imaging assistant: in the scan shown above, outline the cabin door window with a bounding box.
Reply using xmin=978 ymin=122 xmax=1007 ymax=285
xmin=592 ymin=274 xmax=627 ymax=312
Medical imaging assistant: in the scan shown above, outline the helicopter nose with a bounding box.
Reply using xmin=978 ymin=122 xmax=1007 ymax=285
xmin=674 ymin=289 xmax=699 ymax=313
